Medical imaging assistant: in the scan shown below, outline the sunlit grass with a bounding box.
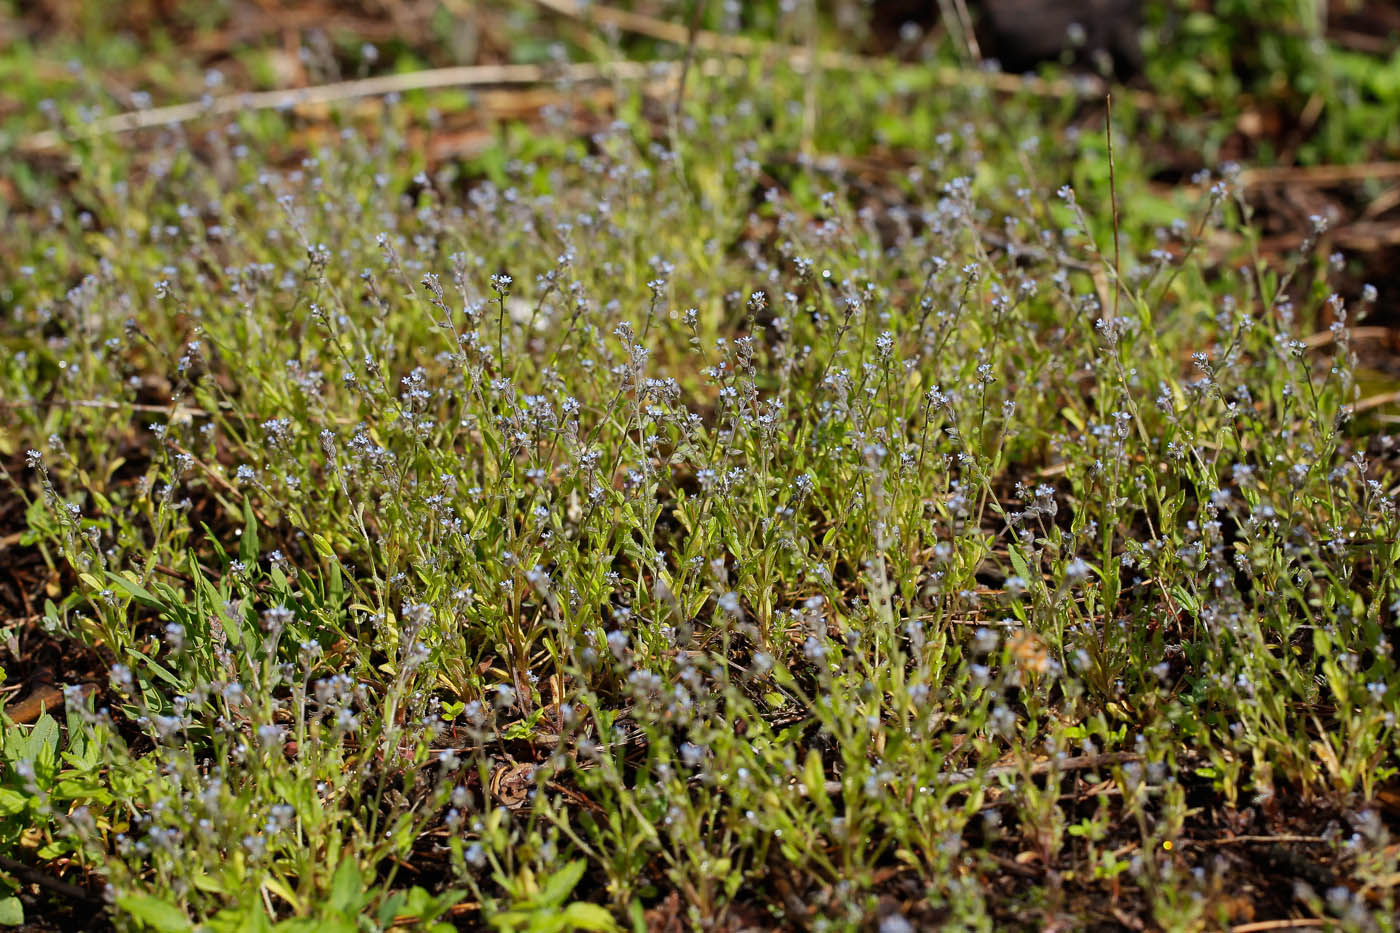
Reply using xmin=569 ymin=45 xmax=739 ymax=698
xmin=1 ymin=31 xmax=1398 ymax=932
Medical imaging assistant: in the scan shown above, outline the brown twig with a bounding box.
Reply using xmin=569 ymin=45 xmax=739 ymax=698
xmin=1301 ymin=325 xmax=1391 ymax=350
xmin=16 ymin=59 xmax=678 ymax=153
xmin=1361 ymin=183 xmax=1400 ymax=219
xmin=1188 ymin=834 xmax=1327 ymax=847
xmin=5 ymin=685 xmax=66 ymax=724
xmin=949 ymin=750 xmax=1143 ymax=786
xmin=162 ymin=440 xmax=271 ymax=528
xmin=0 ymin=854 xmax=98 ymax=905
xmin=672 ymin=0 xmax=707 ymax=126
xmin=807 ymin=750 xmax=1143 ymax=797
xmin=17 ymin=2 xmax=1160 ymax=157
xmin=1229 ymin=920 xmax=1329 ymax=933
xmin=1209 ymin=220 xmax=1400 ymax=258
xmin=1238 ymin=161 xmax=1400 ymax=189
xmin=1344 ymin=390 xmax=1400 ymax=416
xmin=987 ymin=853 xmax=1040 ymax=878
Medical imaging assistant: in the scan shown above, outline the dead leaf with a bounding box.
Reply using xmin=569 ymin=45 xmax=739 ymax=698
xmin=489 ymin=761 xmax=536 ymax=809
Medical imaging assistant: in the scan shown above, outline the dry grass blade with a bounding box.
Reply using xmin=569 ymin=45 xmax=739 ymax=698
xmin=1239 ymin=161 xmax=1400 ymax=189
xmin=1186 ymin=834 xmax=1326 ymax=847
xmin=806 ymin=750 xmax=1143 ymax=797
xmin=1228 ymin=920 xmax=1329 ymax=933
xmin=1300 ymin=325 xmax=1392 ymax=350
xmin=16 ymin=59 xmax=672 ymax=153
xmin=945 ymin=750 xmax=1143 ymax=785
xmin=1344 ymin=390 xmax=1400 ymax=416
xmin=15 ymin=3 xmax=1160 ymax=157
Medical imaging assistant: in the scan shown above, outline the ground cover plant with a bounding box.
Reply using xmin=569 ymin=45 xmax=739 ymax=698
xmin=2 ymin=1 xmax=1400 ymax=930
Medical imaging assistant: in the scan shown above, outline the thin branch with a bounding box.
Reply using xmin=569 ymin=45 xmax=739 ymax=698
xmin=16 ymin=59 xmax=672 ymax=153
xmin=1239 ymin=161 xmax=1400 ymax=189
xmin=1344 ymin=390 xmax=1400 ymax=416
xmin=1229 ymin=920 xmax=1329 ymax=933
xmin=0 ymin=854 xmax=98 ymax=905
xmin=1301 ymin=325 xmax=1391 ymax=349
xmin=807 ymin=751 xmax=1143 ymax=797
xmin=5 ymin=684 xmax=94 ymax=725
xmin=17 ymin=5 xmax=1159 ymax=156
xmin=672 ymin=0 xmax=707 ymax=126
xmin=1107 ymin=94 xmax=1121 ymax=322
xmin=944 ymin=750 xmax=1143 ymax=786
xmin=1186 ymin=834 xmax=1327 ymax=847
xmin=951 ymin=0 xmax=983 ymax=61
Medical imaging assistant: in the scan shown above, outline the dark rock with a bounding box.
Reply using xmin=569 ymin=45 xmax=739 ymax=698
xmin=978 ymin=0 xmax=1144 ymax=76
xmin=868 ymin=0 xmax=1145 ymax=78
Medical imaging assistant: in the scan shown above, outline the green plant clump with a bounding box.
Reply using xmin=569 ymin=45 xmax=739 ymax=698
xmin=1 ymin=52 xmax=1397 ymax=932
xmin=1143 ymin=0 xmax=1400 ymax=165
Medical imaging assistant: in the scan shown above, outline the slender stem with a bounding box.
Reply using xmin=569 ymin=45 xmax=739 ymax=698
xmin=1106 ymin=94 xmax=1121 ymax=323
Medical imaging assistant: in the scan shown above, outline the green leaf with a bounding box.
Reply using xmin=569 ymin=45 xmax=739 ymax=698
xmin=204 ymin=904 xmax=274 ymax=933
xmin=804 ymin=749 xmax=831 ymax=813
xmin=325 ymin=858 xmax=363 ymax=916
xmin=328 ymin=560 xmax=344 ymax=609
xmin=26 ymin=714 xmax=60 ymax=775
xmin=502 ymin=707 xmax=545 ymax=741
xmin=380 ymin=885 xmax=452 ymax=926
xmin=275 ymin=919 xmax=355 ymax=933
xmin=36 ymin=839 xmax=73 ymax=860
xmin=240 ymin=498 xmax=260 ymax=565
xmin=104 ymin=571 xmax=162 ymax=609
xmin=1008 ymin=546 xmax=1030 ymax=586
xmin=190 ymin=874 xmax=225 ymax=895
xmin=559 ymin=902 xmax=618 ymax=931
xmin=399 ymin=886 xmax=433 ymax=917
xmin=115 ymin=892 xmax=192 ymax=932
xmin=0 ymin=896 xmax=22 ymax=926
xmin=487 ymin=909 xmax=529 ymax=932
xmin=319 ymin=921 xmax=359 ymax=933
xmin=535 ymin=859 xmax=586 ymax=908
xmin=376 ymin=891 xmax=406 ymax=927
xmin=140 ymin=656 xmax=185 ymax=690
